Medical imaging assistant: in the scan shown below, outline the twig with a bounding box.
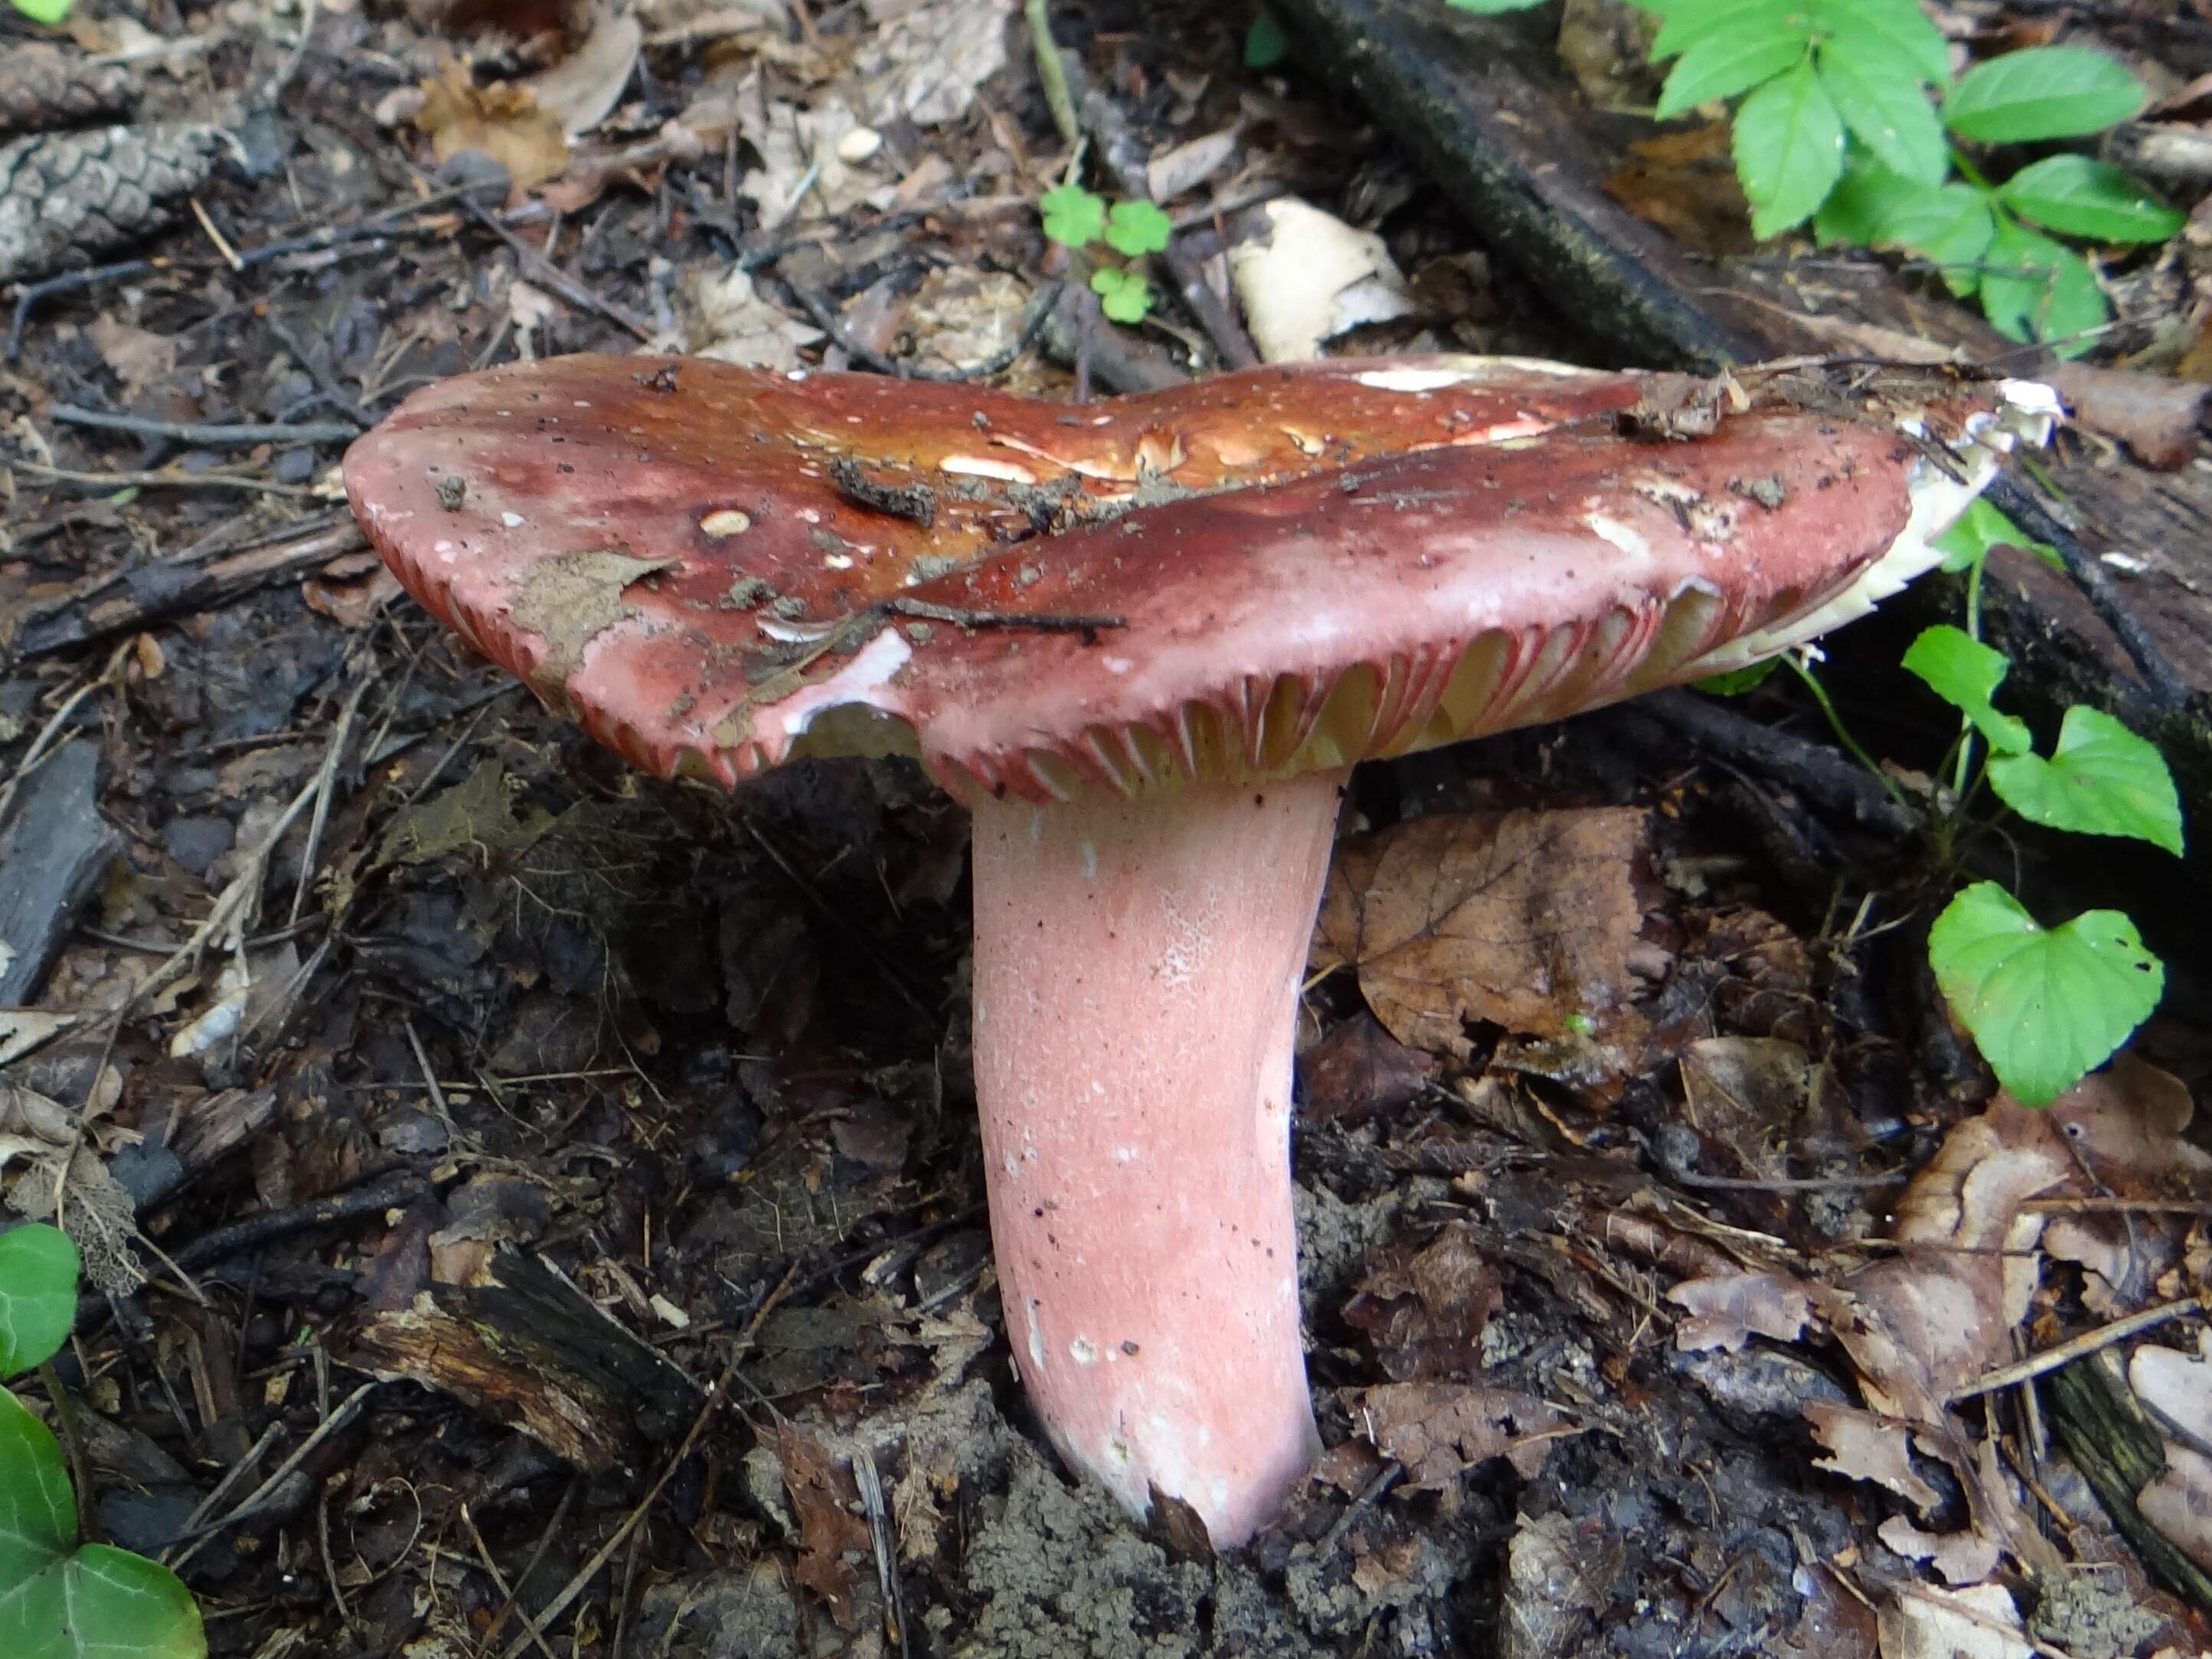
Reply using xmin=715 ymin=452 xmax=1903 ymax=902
xmin=460 ymin=198 xmax=654 ymax=341
xmin=6 ymin=457 xmax=318 ymax=497
xmin=480 ymin=1479 xmax=580 ymax=1651
xmin=1947 ymin=1297 xmax=2203 ymax=1404
xmin=170 ymin=1168 xmax=434 ymax=1274
xmin=168 ymin=1382 xmax=378 ymax=1569
xmin=265 ymin=314 xmax=375 ymax=429
xmin=885 ymin=596 xmax=1124 ymax=632
xmin=495 ymin=1369 xmax=731 ymax=1659
xmin=288 ymin=670 xmax=374 ymax=924
xmin=462 ymin=1503 xmax=561 ymax=1659
xmin=45 ymin=404 xmax=360 ymax=446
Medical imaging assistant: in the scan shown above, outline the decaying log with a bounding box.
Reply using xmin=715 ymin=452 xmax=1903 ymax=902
xmin=344 ymin=1249 xmax=703 ymax=1470
xmin=0 ymin=739 xmax=120 ymax=1004
xmin=2045 ymin=1354 xmax=2212 ymax=1611
xmin=1270 ymin=0 xmax=2212 ymax=828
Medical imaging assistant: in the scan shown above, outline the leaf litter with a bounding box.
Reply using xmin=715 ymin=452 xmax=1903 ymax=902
xmin=0 ymin=1 xmax=2208 ymax=1655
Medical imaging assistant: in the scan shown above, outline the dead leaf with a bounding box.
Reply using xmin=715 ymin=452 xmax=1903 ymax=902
xmin=1878 ymin=1516 xmax=2001 ymax=1585
xmin=1669 ymin=1269 xmax=1815 ymax=1353
xmin=1604 ymin=124 xmax=1754 ymax=257
xmin=1876 ymin=1583 xmax=2034 ymax=1659
xmin=1679 ymin=1037 xmax=1828 ymax=1180
xmin=779 ymin=1424 xmax=870 ymax=1631
xmin=1503 ymin=1510 xmax=1616 ymax=1659
xmin=1314 ymin=806 xmax=1653 ymax=1055
xmin=737 ymin=84 xmax=888 ymax=223
xmin=1342 ymin=1223 xmax=1502 ymax=1380
xmin=1803 ymin=1402 xmax=1941 ymax=1513
xmin=681 ymin=264 xmax=824 ymax=367
xmin=2134 ymin=1337 xmax=2212 ymax=1449
xmin=1229 ymin=196 xmax=1415 ymax=363
xmin=848 ymin=0 xmax=1013 ymax=127
xmin=2046 ymin=362 xmax=2207 ymax=470
xmin=1345 ymin=1381 xmax=1579 ymax=1489
xmin=2140 ymin=1444 xmax=2212 ymax=1572
xmin=1780 ymin=1562 xmax=1879 ymax=1658
xmin=1298 ymin=1010 xmax=1435 ymax=1125
xmin=529 ymin=1 xmax=641 ymax=138
xmin=1146 ymin=127 xmax=1239 ymax=202
xmin=89 ymin=314 xmax=179 ymax=401
xmin=414 ymin=59 xmax=571 ymax=194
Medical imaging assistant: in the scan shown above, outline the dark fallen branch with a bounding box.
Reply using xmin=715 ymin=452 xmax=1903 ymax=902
xmin=169 ymin=1167 xmax=436 ymax=1274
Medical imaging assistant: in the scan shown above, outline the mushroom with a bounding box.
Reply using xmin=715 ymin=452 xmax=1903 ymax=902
xmin=344 ymin=353 xmax=2054 ymax=1546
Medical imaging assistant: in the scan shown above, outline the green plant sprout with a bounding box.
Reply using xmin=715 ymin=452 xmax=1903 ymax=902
xmin=1446 ymin=0 xmax=2179 ymax=354
xmin=1039 ymin=184 xmax=1174 ymax=325
xmin=8 ymin=0 xmax=72 ymax=23
xmin=0 ymin=1225 xmax=205 ymax=1659
xmin=1704 ymin=507 xmax=2182 ymax=1106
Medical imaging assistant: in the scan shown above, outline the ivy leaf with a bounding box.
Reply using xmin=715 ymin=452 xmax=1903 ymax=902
xmin=1901 ymin=624 xmax=2032 ymax=755
xmin=1103 ymin=200 xmax=1172 ymax=257
xmin=0 ymin=1227 xmax=78 ymax=1377
xmin=1929 ymin=884 xmax=2164 ymax=1107
xmin=1090 ymin=267 xmax=1154 ymax=324
xmin=1809 ymin=0 xmax=1950 ymax=84
xmin=0 ymin=1390 xmax=206 ymax=1659
xmin=1988 ymin=707 xmax=2185 ymax=855
xmin=1817 ymin=42 xmax=1948 ymax=183
xmin=1734 ymin=57 xmax=1846 ymax=236
xmin=1980 ymin=218 xmax=2107 ymax=352
xmin=1039 ymin=183 xmax=1106 ymax=249
xmin=1998 ymin=156 xmax=2184 ymax=244
xmin=1244 ymin=15 xmax=1287 ymax=68
xmin=1656 ymin=22 xmax=1811 ymax=120
xmin=1944 ymin=46 xmax=2148 ymax=143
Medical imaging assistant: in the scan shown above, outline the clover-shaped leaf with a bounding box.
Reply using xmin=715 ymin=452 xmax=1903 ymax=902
xmin=1104 ymin=200 xmax=1172 ymax=258
xmin=0 ymin=1389 xmax=205 ymax=1659
xmin=1988 ymin=706 xmax=2184 ymax=856
xmin=0 ymin=1227 xmax=78 ymax=1378
xmin=1039 ymin=183 xmax=1106 ymax=249
xmin=1929 ymin=883 xmax=2163 ymax=1107
xmin=1090 ymin=267 xmax=1154 ymax=324
xmin=1902 ymin=625 xmax=2031 ymax=755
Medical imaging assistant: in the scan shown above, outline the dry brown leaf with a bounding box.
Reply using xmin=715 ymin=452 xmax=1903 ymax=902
xmin=89 ymin=315 xmax=179 ymax=401
xmin=1877 ymin=1516 xmax=2001 ymax=1586
xmin=2140 ymin=1445 xmax=2212 ymax=1572
xmin=779 ymin=1423 xmax=870 ymax=1631
xmin=1342 ymin=1223 xmax=1502 ymax=1380
xmin=1668 ymin=1269 xmax=1815 ymax=1353
xmin=2045 ymin=362 xmax=2207 ymax=471
xmin=1604 ymin=124 xmax=1754 ymax=257
xmin=1313 ymin=806 xmax=1654 ymax=1056
xmin=848 ymin=0 xmax=1012 ymax=127
xmin=414 ymin=59 xmax=571 ymax=193
xmin=1345 ymin=1381 xmax=1579 ymax=1489
xmin=1679 ymin=1037 xmax=1827 ymax=1180
xmin=529 ymin=0 xmax=641 ymax=137
xmin=1803 ymin=1402 xmax=1941 ymax=1513
xmin=2134 ymin=1338 xmax=2212 ymax=1449
xmin=1780 ymin=1562 xmax=1879 ymax=1658
xmin=1876 ymin=1583 xmax=2033 ymax=1659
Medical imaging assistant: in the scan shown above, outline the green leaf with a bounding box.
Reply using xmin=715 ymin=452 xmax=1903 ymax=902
xmin=1987 ymin=706 xmax=2185 ymax=855
xmin=8 ymin=0 xmax=71 ymax=23
xmin=1814 ymin=151 xmax=1910 ymax=244
xmin=1039 ymin=183 xmax=1106 ymax=249
xmin=1935 ymin=496 xmax=2059 ymax=572
xmin=1103 ymin=200 xmax=1172 ymax=257
xmin=1811 ymin=0 xmax=1950 ymax=84
xmin=1656 ymin=21 xmax=1811 ymax=120
xmin=1817 ymin=42 xmax=1948 ymax=182
xmin=1651 ymin=0 xmax=1791 ymax=61
xmin=1980 ymin=218 xmax=2107 ymax=352
xmin=1244 ymin=15 xmax=1287 ymax=69
xmin=1998 ymin=156 xmax=2184 ymax=244
xmin=1734 ymin=56 xmax=1846 ymax=235
xmin=1694 ymin=659 xmax=1782 ymax=695
xmin=0 ymin=1228 xmax=78 ymax=1378
xmin=0 ymin=1390 xmax=206 ymax=1659
xmin=1872 ymin=180 xmax=1994 ymax=295
xmin=1929 ymin=883 xmax=2164 ymax=1107
xmin=1944 ymin=47 xmax=2148 ymax=143
xmin=1090 ymin=267 xmax=1154 ymax=324
xmin=1901 ymin=624 xmax=2032 ymax=754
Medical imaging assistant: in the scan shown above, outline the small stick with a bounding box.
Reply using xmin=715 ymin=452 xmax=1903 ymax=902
xmin=885 ymin=597 xmax=1125 ymax=633
xmin=462 ymin=1503 xmax=561 ymax=1659
xmin=8 ymin=457 xmax=318 ymax=497
xmin=461 ymin=198 xmax=654 ymax=342
xmin=1024 ymin=0 xmax=1082 ymax=149
xmin=44 ymin=404 xmax=361 ymax=447
xmin=1946 ymin=1297 xmax=2202 ymax=1404
xmin=167 ymin=1382 xmax=378 ymax=1569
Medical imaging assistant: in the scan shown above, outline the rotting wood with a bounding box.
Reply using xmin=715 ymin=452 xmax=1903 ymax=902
xmin=0 ymin=739 xmax=120 ymax=1005
xmin=2044 ymin=1352 xmax=2212 ymax=1611
xmin=1270 ymin=0 xmax=2212 ymax=827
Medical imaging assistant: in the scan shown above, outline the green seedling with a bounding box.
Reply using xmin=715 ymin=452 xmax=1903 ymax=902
xmin=1040 ymin=185 xmax=1175 ymax=325
xmin=8 ymin=0 xmax=72 ymax=22
xmin=0 ymin=1225 xmax=205 ymax=1659
xmin=1709 ymin=506 xmax=2181 ymax=1107
xmin=1448 ymin=0 xmax=2179 ymax=354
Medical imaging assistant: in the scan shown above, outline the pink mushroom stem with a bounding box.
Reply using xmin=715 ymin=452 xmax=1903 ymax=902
xmin=968 ymin=768 xmax=1349 ymax=1546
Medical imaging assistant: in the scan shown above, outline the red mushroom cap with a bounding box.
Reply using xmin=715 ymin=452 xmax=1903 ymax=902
xmin=346 ymin=355 xmax=2053 ymax=803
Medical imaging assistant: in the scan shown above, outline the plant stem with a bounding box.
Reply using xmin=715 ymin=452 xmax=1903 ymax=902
xmin=38 ymin=1362 xmax=95 ymax=1540
xmin=1784 ymin=655 xmax=1911 ymax=813
xmin=1025 ymin=0 xmax=1083 ymax=151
